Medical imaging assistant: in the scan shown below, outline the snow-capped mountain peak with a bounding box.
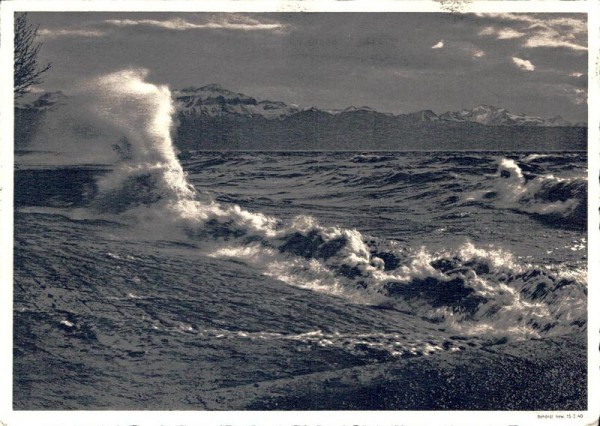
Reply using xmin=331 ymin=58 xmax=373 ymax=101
xmin=174 ymin=84 xmax=303 ymax=119
xmin=22 ymin=87 xmax=583 ymax=127
xmin=439 ymin=104 xmax=570 ymax=126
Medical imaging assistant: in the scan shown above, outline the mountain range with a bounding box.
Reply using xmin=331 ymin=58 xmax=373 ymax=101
xmin=174 ymin=84 xmax=584 ymax=127
xmin=15 ymin=86 xmax=587 ymax=151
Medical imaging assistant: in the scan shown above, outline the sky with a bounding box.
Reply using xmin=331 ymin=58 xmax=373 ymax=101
xmin=26 ymin=12 xmax=588 ymax=122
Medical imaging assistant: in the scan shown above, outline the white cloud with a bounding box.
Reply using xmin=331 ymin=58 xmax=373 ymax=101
xmin=570 ymin=72 xmax=584 ymax=78
xmin=478 ymin=26 xmax=525 ymax=39
xmin=573 ymin=88 xmax=586 ymax=105
xmin=27 ymin=86 xmax=46 ymax=94
xmin=535 ymin=82 xmax=587 ymax=107
xmin=104 ymin=15 xmax=287 ymax=32
xmin=512 ymin=57 xmax=535 ymax=72
xmin=431 ymin=40 xmax=484 ymax=58
xmin=496 ymin=28 xmax=526 ymax=40
xmin=40 ymin=16 xmax=289 ymax=39
xmin=477 ymin=13 xmax=587 ymax=52
xmin=38 ymin=28 xmax=105 ymax=38
xmin=479 ymin=26 xmax=495 ymax=36
xmin=524 ymin=35 xmax=587 ymax=51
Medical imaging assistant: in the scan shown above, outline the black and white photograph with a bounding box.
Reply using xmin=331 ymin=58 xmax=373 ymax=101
xmin=1 ymin=0 xmax=599 ymax=424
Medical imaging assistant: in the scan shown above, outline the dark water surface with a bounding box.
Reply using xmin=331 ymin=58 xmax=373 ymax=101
xmin=13 ymin=151 xmax=588 ymax=409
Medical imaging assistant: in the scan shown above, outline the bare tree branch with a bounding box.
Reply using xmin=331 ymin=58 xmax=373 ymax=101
xmin=14 ymin=12 xmax=52 ymax=100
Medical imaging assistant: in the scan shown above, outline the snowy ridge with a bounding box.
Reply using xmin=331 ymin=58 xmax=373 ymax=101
xmin=172 ymin=85 xmax=582 ymax=126
xmin=174 ymin=84 xmax=304 ymax=120
xmin=438 ymin=105 xmax=575 ymax=127
xmin=20 ymin=87 xmax=585 ymax=127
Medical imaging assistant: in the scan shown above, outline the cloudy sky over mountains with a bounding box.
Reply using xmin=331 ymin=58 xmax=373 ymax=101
xmin=29 ymin=12 xmax=587 ymax=122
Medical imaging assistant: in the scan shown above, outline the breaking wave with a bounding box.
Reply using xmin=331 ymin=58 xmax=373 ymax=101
xmin=481 ymin=158 xmax=587 ymax=229
xmin=77 ymin=69 xmax=586 ymax=341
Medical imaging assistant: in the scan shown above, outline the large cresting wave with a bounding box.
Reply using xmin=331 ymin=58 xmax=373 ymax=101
xmin=83 ymin=69 xmax=587 ymax=341
xmin=482 ymin=158 xmax=587 ymax=229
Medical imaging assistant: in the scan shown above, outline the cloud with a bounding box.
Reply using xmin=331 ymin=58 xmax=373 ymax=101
xmin=524 ymin=35 xmax=586 ymax=51
xmin=439 ymin=40 xmax=485 ymax=59
xmin=429 ymin=39 xmax=483 ymax=58
xmin=38 ymin=28 xmax=106 ymax=38
xmin=27 ymin=86 xmax=46 ymax=94
xmin=103 ymin=15 xmax=287 ymax=32
xmin=477 ymin=13 xmax=586 ymax=51
xmin=570 ymin=72 xmax=584 ymax=78
xmin=497 ymin=28 xmax=526 ymax=39
xmin=573 ymin=88 xmax=586 ymax=104
xmin=479 ymin=26 xmax=525 ymax=39
xmin=512 ymin=57 xmax=535 ymax=71
xmin=545 ymin=83 xmax=588 ymax=105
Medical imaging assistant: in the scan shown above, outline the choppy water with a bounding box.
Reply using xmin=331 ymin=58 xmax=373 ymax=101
xmin=13 ymin=70 xmax=588 ymax=409
xmin=14 ymin=150 xmax=588 ymax=409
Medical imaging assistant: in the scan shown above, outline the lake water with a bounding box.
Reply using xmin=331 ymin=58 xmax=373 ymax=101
xmin=13 ymin=149 xmax=587 ymax=409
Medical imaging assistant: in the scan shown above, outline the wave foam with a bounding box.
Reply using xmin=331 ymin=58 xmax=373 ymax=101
xmin=482 ymin=158 xmax=587 ymax=228
xmin=81 ymin=70 xmax=586 ymax=341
